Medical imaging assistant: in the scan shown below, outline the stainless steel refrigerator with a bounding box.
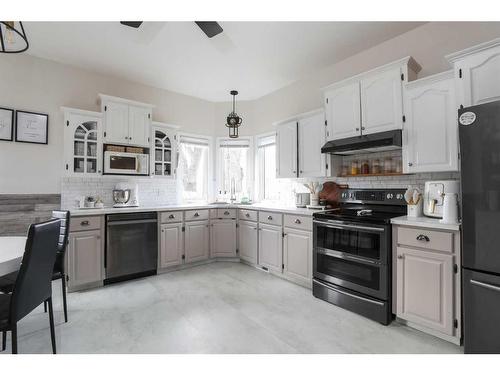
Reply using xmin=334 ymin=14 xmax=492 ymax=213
xmin=459 ymin=100 xmax=500 ymax=353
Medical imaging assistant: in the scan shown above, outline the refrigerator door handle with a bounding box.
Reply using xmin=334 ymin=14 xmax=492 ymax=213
xmin=470 ymin=279 xmax=500 ymax=293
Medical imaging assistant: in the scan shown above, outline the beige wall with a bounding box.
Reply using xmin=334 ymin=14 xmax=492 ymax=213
xmin=2 ymin=22 xmax=500 ymax=194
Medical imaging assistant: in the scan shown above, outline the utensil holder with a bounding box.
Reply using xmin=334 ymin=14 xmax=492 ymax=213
xmin=310 ymin=193 xmax=319 ymax=206
xmin=407 ymin=200 xmax=423 ymax=218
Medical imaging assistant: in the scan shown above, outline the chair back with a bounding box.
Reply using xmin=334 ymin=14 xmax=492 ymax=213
xmin=52 ymin=211 xmax=70 ymax=273
xmin=10 ymin=219 xmax=61 ymax=322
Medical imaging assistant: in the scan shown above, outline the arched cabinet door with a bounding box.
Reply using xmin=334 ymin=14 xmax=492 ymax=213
xmin=151 ymin=123 xmax=177 ymax=178
xmin=63 ymin=109 xmax=102 ymax=175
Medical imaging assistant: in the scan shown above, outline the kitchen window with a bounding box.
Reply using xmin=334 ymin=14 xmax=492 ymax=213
xmin=216 ymin=138 xmax=253 ymax=201
xmin=256 ymin=133 xmax=280 ymax=202
xmin=177 ymin=134 xmax=212 ymax=203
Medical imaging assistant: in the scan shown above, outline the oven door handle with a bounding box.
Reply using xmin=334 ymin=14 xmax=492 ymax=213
xmin=314 ymin=220 xmax=385 ymax=233
xmin=313 ymin=279 xmax=385 ymax=306
xmin=107 ymin=219 xmax=158 ymax=226
xmin=315 ymin=247 xmax=380 ymax=265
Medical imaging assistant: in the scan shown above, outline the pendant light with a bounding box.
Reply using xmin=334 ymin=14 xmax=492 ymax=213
xmin=0 ymin=22 xmax=29 ymax=53
xmin=225 ymin=90 xmax=242 ymax=138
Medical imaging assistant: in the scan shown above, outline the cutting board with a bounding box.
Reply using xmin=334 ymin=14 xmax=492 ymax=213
xmin=319 ymin=181 xmax=347 ymax=208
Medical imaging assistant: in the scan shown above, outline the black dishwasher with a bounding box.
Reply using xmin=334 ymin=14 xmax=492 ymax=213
xmin=105 ymin=212 xmax=158 ymax=284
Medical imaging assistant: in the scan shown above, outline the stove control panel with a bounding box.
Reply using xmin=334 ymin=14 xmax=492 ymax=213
xmin=339 ymin=189 xmax=406 ymax=205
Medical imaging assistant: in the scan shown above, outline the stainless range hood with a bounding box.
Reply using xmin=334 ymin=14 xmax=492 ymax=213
xmin=321 ymin=130 xmax=402 ymax=155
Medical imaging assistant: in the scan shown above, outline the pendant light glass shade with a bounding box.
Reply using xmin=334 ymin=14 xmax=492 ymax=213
xmin=225 ymin=90 xmax=242 ymax=138
xmin=0 ymin=21 xmax=29 ymax=53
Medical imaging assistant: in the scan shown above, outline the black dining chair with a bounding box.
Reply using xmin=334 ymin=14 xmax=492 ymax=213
xmin=0 ymin=210 xmax=71 ymax=323
xmin=0 ymin=219 xmax=60 ymax=354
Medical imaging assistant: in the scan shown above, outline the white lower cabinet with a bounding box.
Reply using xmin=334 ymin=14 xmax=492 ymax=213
xmin=239 ymin=220 xmax=258 ymax=264
xmin=159 ymin=223 xmax=183 ymax=268
xmin=283 ymin=228 xmax=312 ymax=286
xmin=396 ymin=246 xmax=454 ymax=335
xmin=67 ymin=229 xmax=103 ymax=290
xmin=258 ymin=223 xmax=283 ymax=273
xmin=184 ymin=220 xmax=209 ymax=263
xmin=211 ymin=220 xmax=237 ymax=257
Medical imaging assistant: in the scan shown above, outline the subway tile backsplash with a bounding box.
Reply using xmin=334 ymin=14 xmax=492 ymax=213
xmin=61 ymin=176 xmax=177 ymax=210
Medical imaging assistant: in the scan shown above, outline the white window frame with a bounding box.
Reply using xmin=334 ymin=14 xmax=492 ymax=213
xmin=215 ymin=136 xmax=254 ymax=201
xmin=176 ymin=132 xmax=214 ymax=203
xmin=254 ymin=131 xmax=277 ymax=203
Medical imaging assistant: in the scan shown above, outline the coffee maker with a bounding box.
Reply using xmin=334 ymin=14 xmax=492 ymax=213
xmin=113 ymin=182 xmax=140 ymax=208
xmin=423 ymin=180 xmax=459 ymax=218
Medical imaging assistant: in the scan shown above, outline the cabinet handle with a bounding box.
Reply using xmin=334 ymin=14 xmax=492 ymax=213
xmin=294 ymin=219 xmax=302 ymax=224
xmin=299 ymin=170 xmax=303 ymax=174
xmin=162 ymin=229 xmax=165 ymax=233
xmin=416 ymin=234 xmax=430 ymax=242
xmin=408 ymin=162 xmax=413 ymax=167
xmin=293 ymin=170 xmax=296 ymax=174
xmin=168 ymin=214 xmax=175 ymax=219
xmin=253 ymin=227 xmax=257 ymax=230
xmin=267 ymin=215 xmax=273 ymax=220
xmin=361 ymin=127 xmax=365 ymax=130
xmin=80 ymin=220 xmax=89 ymax=226
xmin=397 ymin=255 xmax=404 ymax=259
xmin=356 ymin=128 xmax=360 ymax=131
xmin=224 ymin=211 xmax=230 ymax=215
xmin=245 ymin=213 xmax=250 ymax=218
xmin=194 ymin=212 xmax=200 ymax=217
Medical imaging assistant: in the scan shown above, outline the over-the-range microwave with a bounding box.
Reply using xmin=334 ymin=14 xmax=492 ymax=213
xmin=104 ymin=150 xmax=149 ymax=176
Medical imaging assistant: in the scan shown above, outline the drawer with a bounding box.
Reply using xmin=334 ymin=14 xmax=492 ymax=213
xmin=217 ymin=208 xmax=236 ymax=219
xmin=184 ymin=209 xmax=209 ymax=221
xmin=397 ymin=226 xmax=454 ymax=253
xmin=259 ymin=211 xmax=283 ymax=226
xmin=160 ymin=211 xmax=183 ymax=223
xmin=70 ymin=216 xmax=102 ymax=232
xmin=284 ymin=214 xmax=312 ymax=231
xmin=239 ymin=209 xmax=258 ymax=222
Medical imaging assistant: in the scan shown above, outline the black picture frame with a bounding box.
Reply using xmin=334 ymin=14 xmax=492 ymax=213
xmin=0 ymin=107 xmax=14 ymax=142
xmin=15 ymin=110 xmax=49 ymax=145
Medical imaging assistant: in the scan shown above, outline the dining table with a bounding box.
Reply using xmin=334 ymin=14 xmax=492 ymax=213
xmin=0 ymin=236 xmax=26 ymax=277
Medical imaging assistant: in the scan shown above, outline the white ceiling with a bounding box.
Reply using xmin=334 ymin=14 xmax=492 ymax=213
xmin=24 ymin=22 xmax=425 ymax=102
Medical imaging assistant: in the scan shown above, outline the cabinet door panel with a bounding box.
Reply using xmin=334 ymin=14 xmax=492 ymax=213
xmin=160 ymin=223 xmax=183 ymax=268
xmin=396 ymin=246 xmax=454 ymax=335
xmin=239 ymin=221 xmax=258 ymax=264
xmin=276 ymin=121 xmax=297 ymax=178
xmin=104 ymin=101 xmax=129 ymax=144
xmin=211 ymin=220 xmax=237 ymax=257
xmin=283 ymin=228 xmax=312 ymax=284
xmin=403 ymin=76 xmax=458 ymax=173
xmin=128 ymin=105 xmax=151 ymax=147
xmin=184 ymin=221 xmax=209 ymax=263
xmin=298 ymin=112 xmax=326 ymax=177
xmin=325 ymin=83 xmax=361 ymax=140
xmin=68 ymin=230 xmax=103 ymax=288
xmin=258 ymin=223 xmax=283 ymax=273
xmin=361 ymin=68 xmax=403 ymax=134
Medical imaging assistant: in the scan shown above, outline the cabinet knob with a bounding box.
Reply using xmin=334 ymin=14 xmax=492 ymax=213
xmin=80 ymin=220 xmax=89 ymax=226
xmin=294 ymin=219 xmax=302 ymax=224
xmin=361 ymin=127 xmax=365 ymax=130
xmin=299 ymin=170 xmax=303 ymax=174
xmin=161 ymin=229 xmax=165 ymax=233
xmin=245 ymin=213 xmax=250 ymax=218
xmin=408 ymin=162 xmax=413 ymax=167
xmin=224 ymin=211 xmax=230 ymax=215
xmin=416 ymin=234 xmax=430 ymax=242
xmin=397 ymin=255 xmax=404 ymax=259
xmin=293 ymin=170 xmax=296 ymax=174
xmin=194 ymin=212 xmax=200 ymax=217
xmin=168 ymin=214 xmax=175 ymax=219
xmin=356 ymin=128 xmax=360 ymax=131
xmin=267 ymin=215 xmax=273 ymax=220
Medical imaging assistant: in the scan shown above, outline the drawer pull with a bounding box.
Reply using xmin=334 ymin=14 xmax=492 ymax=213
xmin=267 ymin=215 xmax=273 ymax=220
xmin=397 ymin=254 xmax=404 ymax=259
xmin=168 ymin=214 xmax=175 ymax=219
xmin=416 ymin=234 xmax=430 ymax=242
xmin=80 ymin=220 xmax=89 ymax=226
xmin=194 ymin=212 xmax=200 ymax=217
xmin=245 ymin=213 xmax=250 ymax=218
xmin=224 ymin=211 xmax=230 ymax=215
xmin=294 ymin=219 xmax=302 ymax=224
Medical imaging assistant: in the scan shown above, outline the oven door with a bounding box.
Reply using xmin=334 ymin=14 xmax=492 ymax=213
xmin=313 ymin=219 xmax=390 ymax=300
xmin=104 ymin=151 xmax=141 ymax=175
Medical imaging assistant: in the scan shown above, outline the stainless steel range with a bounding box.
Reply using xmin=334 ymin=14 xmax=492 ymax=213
xmin=312 ymin=188 xmax=406 ymax=325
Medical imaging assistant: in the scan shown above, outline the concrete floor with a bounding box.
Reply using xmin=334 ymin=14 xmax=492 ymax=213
xmin=1 ymin=262 xmax=463 ymax=354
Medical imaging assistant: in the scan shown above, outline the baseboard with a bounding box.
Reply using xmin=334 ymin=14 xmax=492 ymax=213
xmin=396 ymin=317 xmax=461 ymax=346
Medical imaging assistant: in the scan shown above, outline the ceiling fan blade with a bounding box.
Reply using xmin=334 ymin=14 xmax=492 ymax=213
xmin=120 ymin=21 xmax=143 ymax=29
xmin=195 ymin=21 xmax=223 ymax=38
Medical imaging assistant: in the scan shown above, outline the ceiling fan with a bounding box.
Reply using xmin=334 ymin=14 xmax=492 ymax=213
xmin=120 ymin=21 xmax=223 ymax=38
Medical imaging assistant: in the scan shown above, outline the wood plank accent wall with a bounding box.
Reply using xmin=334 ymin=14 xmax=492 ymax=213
xmin=0 ymin=194 xmax=61 ymax=236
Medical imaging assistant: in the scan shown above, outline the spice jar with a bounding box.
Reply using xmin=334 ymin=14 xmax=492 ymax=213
xmin=341 ymin=164 xmax=349 ymax=177
xmin=371 ymin=159 xmax=381 ymax=174
xmin=383 ymin=157 xmax=393 ymax=173
xmin=394 ymin=155 xmax=402 ymax=173
xmin=361 ymin=160 xmax=370 ymax=174
xmin=350 ymin=160 xmax=359 ymax=175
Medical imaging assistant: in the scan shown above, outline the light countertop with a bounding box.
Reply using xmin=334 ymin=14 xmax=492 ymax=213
xmin=391 ymin=215 xmax=461 ymax=231
xmin=69 ymin=203 xmax=326 ymax=217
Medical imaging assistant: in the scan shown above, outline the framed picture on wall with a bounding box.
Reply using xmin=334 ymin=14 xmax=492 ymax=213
xmin=0 ymin=107 xmax=14 ymax=141
xmin=15 ymin=110 xmax=49 ymax=144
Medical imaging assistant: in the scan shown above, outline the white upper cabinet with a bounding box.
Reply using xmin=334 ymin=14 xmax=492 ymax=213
xmin=62 ymin=107 xmax=103 ymax=176
xmin=403 ymin=71 xmax=458 ymax=173
xmin=447 ymin=38 xmax=500 ymax=107
xmin=151 ymin=122 xmax=178 ymax=178
xmin=323 ymin=57 xmax=421 ymax=139
xmin=298 ymin=111 xmax=326 ymax=177
xmin=276 ymin=120 xmax=298 ymax=178
xmin=100 ymin=94 xmax=153 ymax=147
xmin=325 ymin=82 xmax=361 ymax=140
xmin=360 ymin=67 xmax=403 ymax=135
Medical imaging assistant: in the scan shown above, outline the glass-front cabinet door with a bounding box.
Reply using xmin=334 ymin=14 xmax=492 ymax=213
xmin=151 ymin=123 xmax=177 ymax=178
xmin=63 ymin=109 xmax=102 ymax=175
